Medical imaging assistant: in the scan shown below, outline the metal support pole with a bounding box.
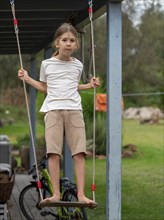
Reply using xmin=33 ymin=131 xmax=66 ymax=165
xmin=30 ymin=57 xmax=37 ymax=168
xmin=43 ymin=47 xmax=53 ymax=166
xmin=44 ymin=46 xmax=53 ymax=59
xmin=79 ymin=28 xmax=87 ymax=83
xmin=63 ymin=139 xmax=74 ymax=182
xmin=106 ymin=1 xmax=122 ymax=220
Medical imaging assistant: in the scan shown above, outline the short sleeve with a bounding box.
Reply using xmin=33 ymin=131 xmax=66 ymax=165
xmin=39 ymin=61 xmax=46 ymax=82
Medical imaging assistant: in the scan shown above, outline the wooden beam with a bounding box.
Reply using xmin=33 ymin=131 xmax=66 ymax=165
xmin=110 ymin=0 xmax=123 ymax=2
xmin=0 ymin=0 xmax=87 ymax=11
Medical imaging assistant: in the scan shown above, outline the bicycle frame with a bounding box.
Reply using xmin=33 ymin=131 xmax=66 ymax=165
xmin=40 ymin=168 xmax=85 ymax=219
xmin=19 ymin=156 xmax=87 ymax=220
xmin=42 ymin=167 xmax=53 ymax=195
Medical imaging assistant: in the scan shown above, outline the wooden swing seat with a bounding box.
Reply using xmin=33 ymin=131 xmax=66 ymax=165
xmin=39 ymin=200 xmax=97 ymax=209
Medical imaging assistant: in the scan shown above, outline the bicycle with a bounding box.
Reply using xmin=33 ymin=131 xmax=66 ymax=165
xmin=19 ymin=155 xmax=87 ymax=220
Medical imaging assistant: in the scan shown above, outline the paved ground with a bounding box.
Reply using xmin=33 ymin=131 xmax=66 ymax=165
xmin=8 ymin=174 xmax=31 ymax=220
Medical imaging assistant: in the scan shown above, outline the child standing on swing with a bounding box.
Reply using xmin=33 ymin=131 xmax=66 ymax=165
xmin=18 ymin=23 xmax=100 ymax=204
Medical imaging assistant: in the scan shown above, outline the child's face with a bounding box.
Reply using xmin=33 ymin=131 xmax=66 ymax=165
xmin=56 ymin=32 xmax=77 ymax=57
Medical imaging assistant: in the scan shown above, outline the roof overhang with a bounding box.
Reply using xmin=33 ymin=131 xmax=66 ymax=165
xmin=0 ymin=0 xmax=107 ymax=55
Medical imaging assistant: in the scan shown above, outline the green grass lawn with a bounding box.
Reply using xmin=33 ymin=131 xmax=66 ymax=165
xmin=121 ymin=120 xmax=163 ymax=220
xmin=0 ymin=115 xmax=163 ymax=220
xmin=85 ymin=119 xmax=163 ymax=220
xmin=0 ymin=122 xmax=44 ymax=144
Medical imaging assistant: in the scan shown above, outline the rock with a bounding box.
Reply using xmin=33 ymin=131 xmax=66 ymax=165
xmin=123 ymin=107 xmax=164 ymax=124
xmin=123 ymin=107 xmax=141 ymax=120
xmin=86 ymin=151 xmax=93 ymax=158
xmin=122 ymin=150 xmax=134 ymax=158
xmin=122 ymin=144 xmax=138 ymax=158
xmin=96 ymin=155 xmax=106 ymax=159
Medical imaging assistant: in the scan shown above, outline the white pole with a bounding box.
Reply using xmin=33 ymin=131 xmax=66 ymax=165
xmin=106 ymin=1 xmax=122 ymax=219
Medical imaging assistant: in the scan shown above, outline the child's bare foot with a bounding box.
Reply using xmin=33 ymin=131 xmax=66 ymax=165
xmin=77 ymin=194 xmax=95 ymax=204
xmin=42 ymin=193 xmax=60 ymax=203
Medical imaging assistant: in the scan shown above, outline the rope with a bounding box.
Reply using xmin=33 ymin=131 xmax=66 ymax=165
xmin=10 ymin=0 xmax=43 ymax=201
xmin=88 ymin=0 xmax=96 ymax=202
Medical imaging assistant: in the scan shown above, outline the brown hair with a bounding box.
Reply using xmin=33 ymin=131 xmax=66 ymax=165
xmin=52 ymin=23 xmax=79 ymax=56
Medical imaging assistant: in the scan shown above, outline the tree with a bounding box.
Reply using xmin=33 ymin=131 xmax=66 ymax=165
xmin=122 ymin=0 xmax=163 ymax=108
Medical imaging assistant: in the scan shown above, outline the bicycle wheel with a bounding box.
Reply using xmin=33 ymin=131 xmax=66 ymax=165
xmin=19 ymin=184 xmax=59 ymax=220
xmin=62 ymin=190 xmax=88 ymax=220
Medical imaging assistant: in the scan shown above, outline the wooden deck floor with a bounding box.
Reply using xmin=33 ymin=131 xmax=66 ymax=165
xmin=8 ymin=174 xmax=31 ymax=220
xmin=7 ymin=174 xmax=62 ymax=220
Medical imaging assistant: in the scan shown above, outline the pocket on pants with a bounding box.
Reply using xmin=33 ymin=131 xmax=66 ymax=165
xmin=70 ymin=111 xmax=85 ymax=128
xmin=45 ymin=111 xmax=58 ymax=130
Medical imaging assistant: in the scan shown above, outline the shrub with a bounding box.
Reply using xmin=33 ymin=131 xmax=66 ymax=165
xmin=16 ymin=134 xmax=45 ymax=149
xmin=36 ymin=92 xmax=45 ymax=125
xmin=80 ymin=91 xmax=94 ymax=121
xmin=86 ymin=112 xmax=106 ymax=155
